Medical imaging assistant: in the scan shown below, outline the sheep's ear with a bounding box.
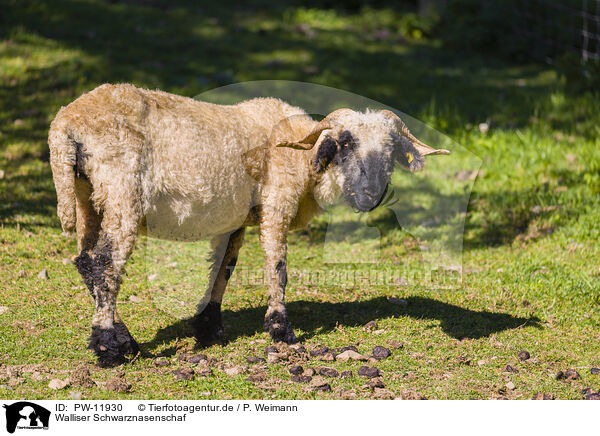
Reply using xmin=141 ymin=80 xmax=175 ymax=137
xmin=393 ymin=133 xmax=425 ymax=172
xmin=313 ymin=137 xmax=338 ymax=173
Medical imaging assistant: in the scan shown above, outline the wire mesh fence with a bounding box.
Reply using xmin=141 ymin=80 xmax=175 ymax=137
xmin=514 ymin=0 xmax=600 ymax=63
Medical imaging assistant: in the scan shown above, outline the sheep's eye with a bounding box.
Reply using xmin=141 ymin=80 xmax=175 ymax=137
xmin=338 ymin=130 xmax=356 ymax=148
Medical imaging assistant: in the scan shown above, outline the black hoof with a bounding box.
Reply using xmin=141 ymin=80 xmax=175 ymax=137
xmin=264 ymin=310 xmax=298 ymax=344
xmin=89 ymin=324 xmax=138 ymax=368
xmin=114 ymin=322 xmax=140 ymax=355
xmin=192 ymin=302 xmax=225 ymax=347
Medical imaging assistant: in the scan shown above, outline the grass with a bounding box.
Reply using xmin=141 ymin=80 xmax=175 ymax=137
xmin=1 ymin=0 xmax=599 ymax=400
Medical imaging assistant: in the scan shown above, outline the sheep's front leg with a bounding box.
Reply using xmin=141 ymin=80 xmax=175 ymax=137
xmin=260 ymin=217 xmax=297 ymax=344
xmin=193 ymin=228 xmax=245 ymax=347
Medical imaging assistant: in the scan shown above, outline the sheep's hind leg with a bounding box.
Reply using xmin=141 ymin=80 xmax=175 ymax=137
xmin=75 ymin=192 xmax=141 ymax=367
xmin=76 ymin=232 xmax=139 ymax=367
xmin=193 ymin=228 xmax=245 ymax=347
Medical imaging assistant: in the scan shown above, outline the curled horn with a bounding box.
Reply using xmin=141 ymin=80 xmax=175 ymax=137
xmin=276 ymin=108 xmax=354 ymax=150
xmin=381 ymin=110 xmax=450 ymax=156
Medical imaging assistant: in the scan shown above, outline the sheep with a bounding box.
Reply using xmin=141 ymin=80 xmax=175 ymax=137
xmin=48 ymin=83 xmax=449 ymax=367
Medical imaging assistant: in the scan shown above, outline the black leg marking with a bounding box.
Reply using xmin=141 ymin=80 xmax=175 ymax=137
xmin=91 ymin=236 xmax=113 ymax=304
xmin=192 ymin=302 xmax=225 ymax=347
xmin=275 ymin=259 xmax=287 ymax=289
xmin=89 ymin=325 xmax=138 ymax=368
xmin=74 ymin=236 xmax=114 ymax=306
xmin=264 ymin=310 xmax=298 ymax=344
xmin=74 ymin=251 xmax=95 ymax=298
xmin=224 ymin=256 xmax=238 ymax=281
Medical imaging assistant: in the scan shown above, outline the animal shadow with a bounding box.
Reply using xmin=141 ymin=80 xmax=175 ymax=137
xmin=142 ymin=296 xmax=540 ymax=356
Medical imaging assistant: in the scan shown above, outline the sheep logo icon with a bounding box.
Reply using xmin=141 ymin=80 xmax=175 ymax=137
xmin=2 ymin=402 xmax=50 ymax=434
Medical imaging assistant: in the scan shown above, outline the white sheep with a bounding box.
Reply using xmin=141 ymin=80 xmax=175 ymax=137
xmin=48 ymin=83 xmax=448 ymax=367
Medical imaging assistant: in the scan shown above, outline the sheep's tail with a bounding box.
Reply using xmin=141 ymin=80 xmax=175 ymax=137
xmin=48 ymin=116 xmax=77 ymax=234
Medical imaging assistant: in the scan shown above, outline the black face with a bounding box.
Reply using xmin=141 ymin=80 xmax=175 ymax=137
xmin=321 ymin=130 xmax=394 ymax=212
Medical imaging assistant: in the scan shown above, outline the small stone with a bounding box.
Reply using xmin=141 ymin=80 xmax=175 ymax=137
xmin=70 ymin=391 xmax=82 ymax=400
xmin=303 ymin=368 xmax=316 ymax=377
xmin=129 ymin=295 xmax=142 ymax=303
xmin=0 ymin=306 xmax=9 ymax=315
xmin=320 ymin=353 xmax=335 ymax=362
xmin=532 ymin=392 xmax=556 ymax=400
xmin=584 ymin=389 xmax=600 ymax=400
xmin=153 ymin=357 xmax=170 ymax=367
xmin=310 ymin=346 xmax=329 ymax=357
xmin=505 ymin=381 xmax=515 ymax=390
xmin=291 ymin=375 xmax=312 ymax=383
xmin=340 ymin=370 xmax=352 ymax=379
xmin=223 ymin=366 xmax=246 ymax=377
xmin=505 ymin=365 xmax=518 ymax=373
xmin=48 ymin=379 xmax=68 ymax=390
xmin=312 ymin=384 xmax=331 ymax=392
xmin=338 ymin=345 xmax=359 ymax=353
xmin=339 ymin=388 xmax=357 ymax=400
xmin=555 ymin=369 xmax=579 ymax=381
xmin=319 ymin=367 xmax=339 ymax=378
xmin=70 ymin=366 xmax=96 ymax=388
xmin=105 ymin=377 xmax=131 ymax=392
xmin=365 ymin=377 xmax=385 ymax=389
xmin=336 ymin=350 xmax=368 ymax=362
xmin=396 ymin=389 xmax=427 ymax=400
xmin=275 ymin=342 xmax=293 ymax=354
xmin=564 ymin=369 xmax=580 ymax=380
xmin=590 ymin=368 xmax=600 ymax=375
xmin=290 ymin=344 xmax=307 ymax=354
xmin=247 ymin=356 xmax=266 ymax=364
xmin=358 ymin=366 xmax=381 ymax=378
xmin=288 ymin=366 xmax=303 ymax=376
xmin=37 ymin=269 xmax=49 ymax=280
xmin=172 ymin=368 xmax=195 ymax=381
xmin=363 ymin=321 xmax=378 ymax=331
xmin=372 ymin=346 xmax=391 ymax=361
xmin=187 ymin=354 xmax=208 ymax=364
xmin=373 ymin=388 xmax=395 ymax=399
xmin=246 ymin=374 xmax=266 ymax=383
xmin=196 ymin=367 xmax=213 ymax=377
xmin=265 ymin=346 xmax=278 ymax=354
xmin=62 ymin=258 xmax=72 ymax=265
xmin=518 ymin=351 xmax=530 ymax=361
xmin=388 ymin=297 xmax=408 ymax=306
xmin=309 ymin=376 xmax=328 ymax=387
